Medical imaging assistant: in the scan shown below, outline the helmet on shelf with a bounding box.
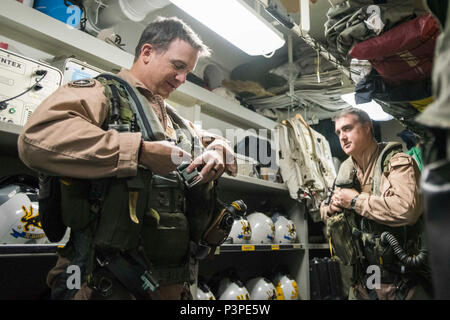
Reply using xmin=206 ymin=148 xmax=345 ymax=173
xmin=273 ymin=215 xmax=297 ymax=244
xmin=246 ymin=277 xmax=277 ymax=300
xmin=0 ymin=175 xmax=47 ymax=244
xmin=247 ymin=212 xmax=275 ymax=244
xmin=196 ymin=282 xmax=216 ymax=300
xmin=225 ymin=216 xmax=252 ymax=244
xmin=273 ymin=272 xmax=300 ymax=300
xmin=217 ymin=278 xmax=250 ymax=300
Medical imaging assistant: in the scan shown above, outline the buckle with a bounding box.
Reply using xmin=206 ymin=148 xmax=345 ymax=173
xmin=176 ymin=162 xmax=203 ymax=188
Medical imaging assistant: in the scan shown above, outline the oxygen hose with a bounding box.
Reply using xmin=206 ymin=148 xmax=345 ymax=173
xmin=380 ymin=232 xmax=428 ymax=268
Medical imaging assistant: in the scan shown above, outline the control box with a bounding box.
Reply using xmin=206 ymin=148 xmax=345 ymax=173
xmin=0 ymin=48 xmax=63 ymax=126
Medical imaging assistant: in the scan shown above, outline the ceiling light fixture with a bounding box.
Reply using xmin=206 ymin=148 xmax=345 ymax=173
xmin=341 ymin=92 xmax=394 ymax=121
xmin=169 ymin=0 xmax=285 ymax=56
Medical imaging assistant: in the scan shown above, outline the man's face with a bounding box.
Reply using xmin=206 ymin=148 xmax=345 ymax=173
xmin=335 ymin=114 xmax=372 ymax=157
xmin=141 ymin=39 xmax=199 ymax=98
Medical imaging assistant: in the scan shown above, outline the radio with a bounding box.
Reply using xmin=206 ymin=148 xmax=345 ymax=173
xmin=0 ymin=48 xmax=63 ymax=126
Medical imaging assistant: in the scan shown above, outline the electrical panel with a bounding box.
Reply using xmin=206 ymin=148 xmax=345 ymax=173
xmin=0 ymin=48 xmax=63 ymax=126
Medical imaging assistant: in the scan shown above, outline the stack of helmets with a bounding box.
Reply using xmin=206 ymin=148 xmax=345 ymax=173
xmin=225 ymin=215 xmax=252 ymax=244
xmin=246 ymin=277 xmax=277 ymax=300
xmin=272 ymin=215 xmax=297 ymax=244
xmin=246 ymin=212 xmax=274 ymax=244
xmin=273 ymin=271 xmax=300 ymax=300
xmin=0 ymin=175 xmax=48 ymax=244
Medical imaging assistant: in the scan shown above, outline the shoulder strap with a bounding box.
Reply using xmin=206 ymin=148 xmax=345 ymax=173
xmin=335 ymin=157 xmax=357 ymax=189
xmin=95 ymin=73 xmax=163 ymax=141
xmin=372 ymin=142 xmax=403 ymax=196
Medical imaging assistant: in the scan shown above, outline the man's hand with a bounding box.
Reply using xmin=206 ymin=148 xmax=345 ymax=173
xmin=321 ymin=201 xmax=343 ymax=221
xmin=186 ymin=148 xmax=225 ymax=185
xmin=320 ymin=188 xmax=360 ymax=221
xmin=139 ymin=140 xmax=191 ymax=176
xmin=331 ymin=188 xmax=359 ymax=209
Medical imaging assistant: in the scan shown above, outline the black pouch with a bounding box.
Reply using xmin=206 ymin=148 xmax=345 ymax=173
xmin=60 ymin=178 xmax=94 ymax=232
xmin=38 ymin=174 xmax=67 ymax=242
xmin=93 ymin=169 xmax=149 ymax=251
xmin=326 ymin=212 xmax=360 ymax=266
xmin=141 ymin=173 xmax=190 ymax=267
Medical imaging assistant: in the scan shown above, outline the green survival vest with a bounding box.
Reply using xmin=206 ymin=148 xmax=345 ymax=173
xmin=58 ymin=74 xmax=217 ymax=287
xmin=326 ymin=142 xmax=429 ymax=293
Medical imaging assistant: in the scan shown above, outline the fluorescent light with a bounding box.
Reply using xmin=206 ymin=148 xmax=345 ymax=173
xmin=300 ymin=0 xmax=310 ymax=31
xmin=169 ymin=0 xmax=285 ymax=56
xmin=341 ymin=92 xmax=394 ymax=121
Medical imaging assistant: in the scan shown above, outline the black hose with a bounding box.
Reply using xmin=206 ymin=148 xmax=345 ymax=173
xmin=380 ymin=231 xmax=428 ymax=268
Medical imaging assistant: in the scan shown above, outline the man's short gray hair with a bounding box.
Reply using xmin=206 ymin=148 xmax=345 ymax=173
xmin=333 ymin=107 xmax=374 ymax=137
xmin=134 ymin=16 xmax=211 ymax=62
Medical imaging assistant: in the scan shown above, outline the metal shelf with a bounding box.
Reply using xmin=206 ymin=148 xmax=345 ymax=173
xmin=308 ymin=243 xmax=330 ymax=250
xmin=217 ymin=243 xmax=305 ymax=254
xmin=0 ymin=243 xmax=61 ymax=256
xmin=218 ymin=174 xmax=287 ymax=193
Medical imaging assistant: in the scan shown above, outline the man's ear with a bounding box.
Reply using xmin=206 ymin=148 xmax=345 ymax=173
xmin=140 ymin=44 xmax=153 ymax=63
xmin=363 ymin=121 xmax=373 ymax=137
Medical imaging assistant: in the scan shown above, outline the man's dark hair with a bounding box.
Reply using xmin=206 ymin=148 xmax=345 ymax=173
xmin=333 ymin=107 xmax=375 ymax=137
xmin=134 ymin=16 xmax=211 ymax=61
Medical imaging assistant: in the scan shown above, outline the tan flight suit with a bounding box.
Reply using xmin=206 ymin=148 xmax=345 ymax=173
xmin=18 ymin=69 xmax=237 ymax=299
xmin=320 ymin=141 xmax=428 ymax=300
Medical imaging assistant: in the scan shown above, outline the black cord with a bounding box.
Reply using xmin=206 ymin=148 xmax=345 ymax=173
xmin=0 ymin=70 xmax=48 ymax=105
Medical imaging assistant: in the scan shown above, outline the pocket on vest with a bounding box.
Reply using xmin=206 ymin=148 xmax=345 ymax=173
xmin=60 ymin=179 xmax=93 ymax=231
xmin=141 ymin=210 xmax=189 ymax=267
xmin=327 ymin=212 xmax=359 ymax=266
xmin=93 ymin=179 xmax=146 ymax=251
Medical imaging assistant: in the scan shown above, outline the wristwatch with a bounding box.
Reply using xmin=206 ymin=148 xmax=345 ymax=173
xmin=350 ymin=195 xmax=359 ymax=209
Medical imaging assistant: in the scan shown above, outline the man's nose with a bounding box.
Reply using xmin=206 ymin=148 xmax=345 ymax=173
xmin=175 ymin=72 xmax=187 ymax=84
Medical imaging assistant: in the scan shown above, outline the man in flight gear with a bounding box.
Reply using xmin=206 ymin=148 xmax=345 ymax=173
xmin=320 ymin=108 xmax=432 ymax=300
xmin=18 ymin=17 xmax=238 ymax=300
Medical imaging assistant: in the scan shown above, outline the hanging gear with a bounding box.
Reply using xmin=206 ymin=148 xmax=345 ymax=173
xmin=276 ymin=114 xmax=336 ymax=222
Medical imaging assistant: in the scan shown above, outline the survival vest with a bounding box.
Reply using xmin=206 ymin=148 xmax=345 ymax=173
xmin=40 ymin=74 xmax=218 ymax=292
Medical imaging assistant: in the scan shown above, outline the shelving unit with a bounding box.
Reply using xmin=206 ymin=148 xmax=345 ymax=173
xmin=0 ymin=0 xmax=330 ymax=300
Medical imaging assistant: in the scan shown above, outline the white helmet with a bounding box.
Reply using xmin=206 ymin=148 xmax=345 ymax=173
xmin=246 ymin=277 xmax=277 ymax=300
xmin=273 ymin=272 xmax=300 ymax=300
xmin=218 ymin=278 xmax=250 ymax=300
xmin=225 ymin=217 xmax=252 ymax=244
xmin=196 ymin=282 xmax=216 ymax=300
xmin=273 ymin=216 xmax=297 ymax=243
xmin=0 ymin=183 xmax=47 ymax=244
xmin=247 ymin=212 xmax=274 ymax=244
